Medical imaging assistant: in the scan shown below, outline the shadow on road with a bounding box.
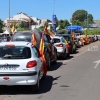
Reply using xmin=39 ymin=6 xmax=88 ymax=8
xmin=72 ymin=50 xmax=79 ymax=54
xmin=0 ymin=76 xmax=61 ymax=95
xmin=49 ymin=62 xmax=63 ymax=71
xmin=66 ymin=55 xmax=73 ymax=60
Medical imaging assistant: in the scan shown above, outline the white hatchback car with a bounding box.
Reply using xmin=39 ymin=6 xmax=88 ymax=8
xmin=0 ymin=42 xmax=45 ymax=92
xmin=53 ymin=36 xmax=69 ymax=59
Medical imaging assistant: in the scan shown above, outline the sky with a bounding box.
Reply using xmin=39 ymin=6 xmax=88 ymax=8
xmin=0 ymin=0 xmax=100 ymax=21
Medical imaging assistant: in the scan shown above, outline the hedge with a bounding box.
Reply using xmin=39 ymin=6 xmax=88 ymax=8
xmin=83 ymin=29 xmax=100 ymax=35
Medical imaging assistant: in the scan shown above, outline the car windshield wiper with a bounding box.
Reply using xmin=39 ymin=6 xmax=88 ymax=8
xmin=3 ymin=54 xmax=12 ymax=58
xmin=3 ymin=54 xmax=26 ymax=59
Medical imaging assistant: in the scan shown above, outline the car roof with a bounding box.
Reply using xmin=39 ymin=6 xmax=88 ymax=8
xmin=0 ymin=41 xmax=32 ymax=47
xmin=13 ymin=30 xmax=42 ymax=40
xmin=53 ymin=36 xmax=62 ymax=39
xmin=12 ymin=30 xmax=42 ymax=48
xmin=61 ymin=34 xmax=71 ymax=36
xmin=56 ymin=34 xmax=71 ymax=36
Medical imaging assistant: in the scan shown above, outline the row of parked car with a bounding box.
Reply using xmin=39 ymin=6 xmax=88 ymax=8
xmin=0 ymin=30 xmax=98 ymax=93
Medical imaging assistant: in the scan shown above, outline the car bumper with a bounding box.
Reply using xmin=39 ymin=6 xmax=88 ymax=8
xmin=0 ymin=71 xmax=38 ymax=85
xmin=57 ymin=48 xmax=64 ymax=56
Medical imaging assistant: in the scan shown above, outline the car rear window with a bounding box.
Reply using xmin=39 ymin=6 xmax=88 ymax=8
xmin=53 ymin=38 xmax=60 ymax=43
xmin=0 ymin=46 xmax=31 ymax=59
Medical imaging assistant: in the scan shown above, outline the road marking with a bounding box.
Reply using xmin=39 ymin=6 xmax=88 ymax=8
xmin=63 ymin=58 xmax=75 ymax=64
xmin=93 ymin=60 xmax=100 ymax=69
xmin=63 ymin=50 xmax=88 ymax=64
xmin=63 ymin=43 xmax=100 ymax=64
xmin=76 ymin=50 xmax=88 ymax=57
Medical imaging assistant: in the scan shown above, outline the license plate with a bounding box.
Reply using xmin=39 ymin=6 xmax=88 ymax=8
xmin=0 ymin=66 xmax=17 ymax=70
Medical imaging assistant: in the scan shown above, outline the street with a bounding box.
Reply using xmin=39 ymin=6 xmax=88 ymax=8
xmin=0 ymin=41 xmax=100 ymax=100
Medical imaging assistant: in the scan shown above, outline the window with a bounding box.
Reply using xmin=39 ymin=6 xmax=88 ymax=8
xmin=44 ymin=35 xmax=48 ymax=42
xmin=0 ymin=46 xmax=31 ymax=59
xmin=61 ymin=38 xmax=65 ymax=43
xmin=53 ymin=38 xmax=60 ymax=43
xmin=32 ymin=47 xmax=39 ymax=57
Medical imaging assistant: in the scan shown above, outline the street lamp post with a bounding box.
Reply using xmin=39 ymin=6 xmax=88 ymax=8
xmin=53 ymin=0 xmax=55 ymax=15
xmin=8 ymin=0 xmax=10 ymax=35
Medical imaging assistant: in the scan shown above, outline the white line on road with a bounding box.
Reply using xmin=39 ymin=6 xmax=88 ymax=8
xmin=94 ymin=63 xmax=99 ymax=69
xmin=63 ymin=50 xmax=88 ymax=64
xmin=76 ymin=50 xmax=88 ymax=57
xmin=63 ymin=43 xmax=100 ymax=64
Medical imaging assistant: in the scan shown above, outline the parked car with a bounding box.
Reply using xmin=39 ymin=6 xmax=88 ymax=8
xmin=56 ymin=34 xmax=77 ymax=53
xmin=53 ymin=36 xmax=69 ymax=59
xmin=0 ymin=41 xmax=46 ymax=92
xmin=1 ymin=36 xmax=11 ymax=42
xmin=11 ymin=30 xmax=57 ymax=70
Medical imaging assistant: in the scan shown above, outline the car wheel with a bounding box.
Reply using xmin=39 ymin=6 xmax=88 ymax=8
xmin=53 ymin=51 xmax=57 ymax=64
xmin=41 ymin=73 xmax=46 ymax=80
xmin=31 ymin=74 xmax=40 ymax=93
xmin=73 ymin=45 xmax=76 ymax=53
xmin=71 ymin=47 xmax=74 ymax=54
xmin=46 ymin=53 xmax=51 ymax=70
xmin=63 ymin=50 xmax=66 ymax=60
xmin=67 ymin=52 xmax=70 ymax=57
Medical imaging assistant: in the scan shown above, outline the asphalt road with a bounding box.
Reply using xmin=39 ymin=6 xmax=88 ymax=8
xmin=1 ymin=41 xmax=100 ymax=100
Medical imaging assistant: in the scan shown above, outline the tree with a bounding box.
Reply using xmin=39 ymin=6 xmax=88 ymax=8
xmin=44 ymin=21 xmax=48 ymax=27
xmin=88 ymin=14 xmax=93 ymax=24
xmin=0 ymin=19 xmax=3 ymax=33
xmin=19 ymin=21 xmax=25 ymax=28
xmin=58 ymin=20 xmax=70 ymax=30
xmin=36 ymin=26 xmax=44 ymax=31
xmin=72 ymin=9 xmax=94 ymax=27
xmin=72 ymin=10 xmax=88 ymax=22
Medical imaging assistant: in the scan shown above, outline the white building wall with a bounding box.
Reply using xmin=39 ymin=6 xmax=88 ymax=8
xmin=13 ymin=13 xmax=30 ymax=20
xmin=31 ymin=25 xmax=43 ymax=30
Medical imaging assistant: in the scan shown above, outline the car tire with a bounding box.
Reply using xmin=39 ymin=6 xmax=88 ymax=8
xmin=71 ymin=46 xmax=74 ymax=54
xmin=41 ymin=73 xmax=46 ymax=80
xmin=67 ymin=52 xmax=70 ymax=57
xmin=46 ymin=53 xmax=51 ymax=70
xmin=31 ymin=74 xmax=40 ymax=93
xmin=53 ymin=50 xmax=57 ymax=64
xmin=63 ymin=50 xmax=66 ymax=60
xmin=73 ymin=44 xmax=76 ymax=53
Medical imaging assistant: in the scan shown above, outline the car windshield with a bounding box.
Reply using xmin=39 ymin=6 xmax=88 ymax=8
xmin=0 ymin=46 xmax=31 ymax=59
xmin=63 ymin=36 xmax=70 ymax=41
xmin=53 ymin=38 xmax=60 ymax=43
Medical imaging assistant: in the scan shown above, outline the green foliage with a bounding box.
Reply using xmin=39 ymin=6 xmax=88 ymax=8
xmin=57 ymin=29 xmax=68 ymax=34
xmin=58 ymin=19 xmax=70 ymax=30
xmin=35 ymin=26 xmax=44 ymax=31
xmin=83 ymin=29 xmax=100 ymax=35
xmin=17 ymin=28 xmax=30 ymax=31
xmin=50 ymin=25 xmax=53 ymax=30
xmin=88 ymin=14 xmax=93 ymax=24
xmin=0 ymin=19 xmax=3 ymax=33
xmin=19 ymin=21 xmax=25 ymax=28
xmin=72 ymin=20 xmax=82 ymax=26
xmin=44 ymin=21 xmax=48 ymax=27
xmin=72 ymin=9 xmax=94 ymax=26
xmin=56 ymin=17 xmax=59 ymax=28
xmin=72 ymin=10 xmax=88 ymax=22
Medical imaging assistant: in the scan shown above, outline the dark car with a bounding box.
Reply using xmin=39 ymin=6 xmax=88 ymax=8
xmin=56 ymin=34 xmax=76 ymax=53
xmin=1 ymin=36 xmax=11 ymax=42
xmin=11 ymin=30 xmax=57 ymax=70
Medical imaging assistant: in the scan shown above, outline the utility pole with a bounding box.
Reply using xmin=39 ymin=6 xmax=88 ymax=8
xmin=8 ymin=0 xmax=10 ymax=35
xmin=87 ymin=14 xmax=88 ymax=28
xmin=53 ymin=0 xmax=56 ymax=15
